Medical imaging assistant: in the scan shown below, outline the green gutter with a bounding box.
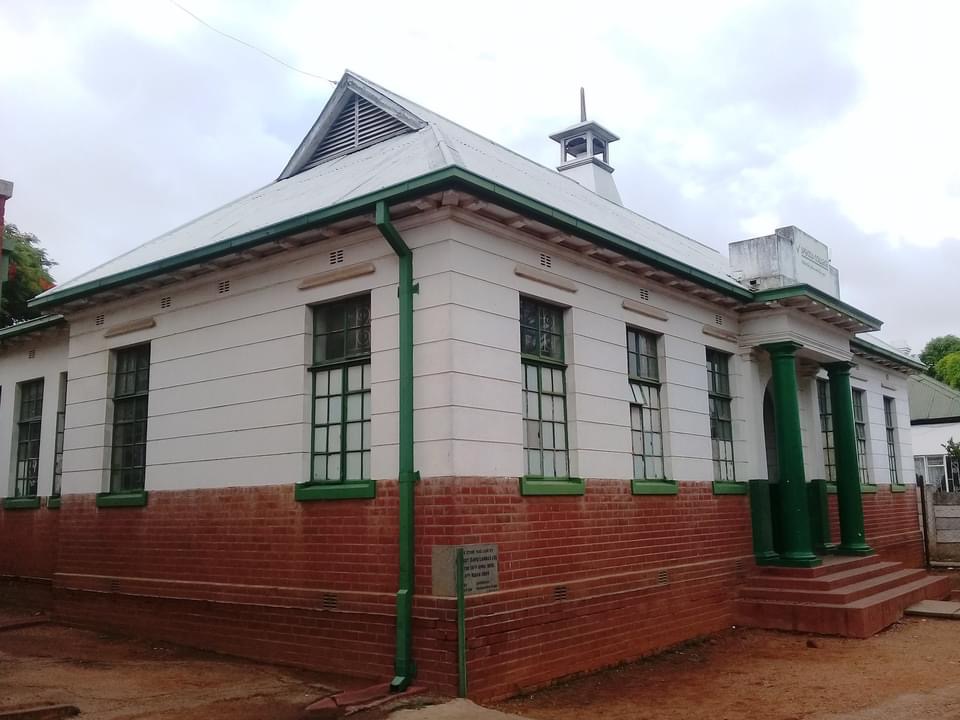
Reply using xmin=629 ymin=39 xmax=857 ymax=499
xmin=850 ymin=337 xmax=926 ymax=373
xmin=31 ymin=166 xmax=753 ymax=311
xmin=752 ymin=284 xmax=881 ymax=330
xmin=0 ymin=314 xmax=65 ymax=340
xmin=375 ymin=201 xmax=421 ymax=693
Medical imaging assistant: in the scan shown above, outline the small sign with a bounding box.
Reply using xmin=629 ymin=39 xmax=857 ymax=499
xmin=431 ymin=543 xmax=499 ymax=597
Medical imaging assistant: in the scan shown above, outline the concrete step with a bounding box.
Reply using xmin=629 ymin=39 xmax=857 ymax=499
xmin=757 ymin=554 xmax=884 ymax=579
xmin=905 ymin=599 xmax=960 ymax=618
xmin=739 ymin=567 xmax=929 ymax=604
xmin=734 ymin=573 xmax=951 ymax=638
xmin=746 ymin=560 xmax=902 ymax=591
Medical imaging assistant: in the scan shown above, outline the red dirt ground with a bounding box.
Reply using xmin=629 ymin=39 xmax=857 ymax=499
xmin=496 ymin=617 xmax=960 ymax=720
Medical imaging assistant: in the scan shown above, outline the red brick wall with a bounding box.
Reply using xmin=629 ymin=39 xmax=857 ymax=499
xmin=0 ymin=478 xmax=923 ymax=700
xmin=826 ymin=485 xmax=923 ymax=566
xmin=0 ymin=502 xmax=59 ymax=607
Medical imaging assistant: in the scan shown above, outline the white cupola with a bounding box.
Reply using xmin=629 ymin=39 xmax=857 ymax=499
xmin=549 ymin=88 xmax=622 ymax=204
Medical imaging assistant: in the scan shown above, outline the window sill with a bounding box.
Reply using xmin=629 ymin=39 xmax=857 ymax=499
xmin=519 ymin=476 xmax=585 ymax=496
xmin=712 ymin=481 xmax=748 ymax=495
xmin=2 ymin=496 xmax=41 ymax=510
xmin=860 ymin=483 xmax=878 ymax=494
xmin=632 ymin=479 xmax=678 ymax=496
xmin=47 ymin=496 xmax=61 ymax=509
xmin=889 ymin=484 xmax=907 ymax=493
xmin=96 ymin=490 xmax=148 ymax=508
xmin=295 ymin=480 xmax=375 ymax=501
xmin=825 ymin=482 xmax=838 ymax=495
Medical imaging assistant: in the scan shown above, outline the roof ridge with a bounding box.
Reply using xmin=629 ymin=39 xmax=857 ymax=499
xmin=346 ymin=71 xmax=729 ymax=264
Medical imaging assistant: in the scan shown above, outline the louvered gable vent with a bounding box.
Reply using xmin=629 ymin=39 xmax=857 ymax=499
xmin=302 ymin=94 xmax=411 ymax=170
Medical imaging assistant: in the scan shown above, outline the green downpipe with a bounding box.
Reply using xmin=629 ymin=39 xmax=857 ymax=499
xmin=456 ymin=547 xmax=468 ymax=698
xmin=375 ymin=201 xmax=421 ymax=692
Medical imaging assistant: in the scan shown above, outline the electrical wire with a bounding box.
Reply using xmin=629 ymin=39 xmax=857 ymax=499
xmin=167 ymin=0 xmax=337 ymax=85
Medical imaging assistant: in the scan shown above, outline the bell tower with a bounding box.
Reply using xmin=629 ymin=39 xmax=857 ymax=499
xmin=549 ymin=89 xmax=622 ymax=204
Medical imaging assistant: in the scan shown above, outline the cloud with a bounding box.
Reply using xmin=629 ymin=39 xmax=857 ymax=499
xmin=0 ymin=0 xmax=956 ymax=350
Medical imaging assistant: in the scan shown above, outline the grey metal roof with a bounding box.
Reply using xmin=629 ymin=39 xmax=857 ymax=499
xmin=909 ymin=374 xmax=960 ymax=421
xmin=36 ymin=71 xmax=735 ymax=304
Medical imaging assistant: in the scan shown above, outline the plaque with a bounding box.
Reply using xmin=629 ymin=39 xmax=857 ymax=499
xmin=431 ymin=543 xmax=499 ymax=597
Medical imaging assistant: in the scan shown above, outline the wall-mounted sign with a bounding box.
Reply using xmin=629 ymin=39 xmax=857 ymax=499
xmin=431 ymin=543 xmax=499 ymax=596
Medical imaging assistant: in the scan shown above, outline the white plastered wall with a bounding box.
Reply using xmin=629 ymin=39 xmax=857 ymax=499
xmin=0 ymin=329 xmax=69 ymax=497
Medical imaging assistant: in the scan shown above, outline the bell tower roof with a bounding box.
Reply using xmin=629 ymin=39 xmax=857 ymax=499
xmin=549 ymin=89 xmax=622 ymax=204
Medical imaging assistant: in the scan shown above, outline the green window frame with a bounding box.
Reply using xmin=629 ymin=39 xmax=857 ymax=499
xmin=817 ymin=379 xmax=836 ymax=482
xmin=627 ymin=328 xmax=664 ymax=481
xmin=15 ymin=379 xmax=44 ymax=497
xmin=706 ymin=349 xmax=735 ymax=482
xmin=852 ymin=389 xmax=870 ymax=484
xmin=310 ymin=295 xmax=371 ymax=484
xmin=110 ymin=345 xmax=150 ymax=493
xmin=52 ymin=372 xmax=67 ymax=497
xmin=520 ymin=297 xmax=570 ymax=479
xmin=883 ymin=396 xmax=900 ymax=485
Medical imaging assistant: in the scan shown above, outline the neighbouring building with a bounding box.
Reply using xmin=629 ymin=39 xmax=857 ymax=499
xmin=910 ymin=374 xmax=960 ymax=491
xmin=0 ymin=72 xmax=948 ymax=700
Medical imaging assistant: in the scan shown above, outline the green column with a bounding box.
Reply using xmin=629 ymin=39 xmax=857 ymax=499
xmin=826 ymin=362 xmax=873 ymax=555
xmin=762 ymin=342 xmax=820 ymax=567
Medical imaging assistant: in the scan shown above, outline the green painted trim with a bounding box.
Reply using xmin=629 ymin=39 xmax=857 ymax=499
xmin=95 ymin=490 xmax=148 ymax=508
xmin=712 ymin=481 xmax=748 ymax=495
xmin=753 ymin=284 xmax=881 ymax=330
xmin=32 ymin=167 xmax=754 ymax=311
xmin=520 ymin=476 xmax=586 ymax=496
xmin=748 ymin=479 xmax=778 ymax=563
xmin=295 ymin=480 xmax=375 ymax=501
xmin=0 ymin=315 xmax=65 ymax=340
xmin=825 ymin=481 xmax=838 ymax=495
xmin=860 ymin=483 xmax=878 ymax=494
xmin=850 ymin=338 xmax=926 ymax=372
xmin=631 ymin=479 xmax=678 ymax=495
xmin=46 ymin=496 xmax=61 ymax=509
xmin=455 ymin=547 xmax=467 ymax=699
xmin=375 ymin=203 xmax=420 ymax=693
xmin=2 ymin=496 xmax=41 ymax=510
xmin=889 ymin=483 xmax=907 ymax=493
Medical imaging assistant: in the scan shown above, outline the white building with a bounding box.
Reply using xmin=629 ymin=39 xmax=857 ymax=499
xmin=0 ymin=72 xmax=942 ymax=700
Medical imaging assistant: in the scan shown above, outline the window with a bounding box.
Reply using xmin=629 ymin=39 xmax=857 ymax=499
xmin=852 ymin=389 xmax=869 ymax=484
xmin=817 ymin=380 xmax=836 ymax=482
xmin=111 ymin=345 xmax=150 ymax=492
xmin=883 ymin=397 xmax=900 ymax=485
xmin=311 ymin=296 xmax=371 ymax=483
xmin=922 ymin=455 xmax=947 ymax=491
xmin=52 ymin=373 xmax=67 ymax=497
xmin=15 ymin=379 xmax=44 ymax=497
xmin=520 ymin=297 xmax=569 ymax=478
xmin=628 ymin=329 xmax=664 ymax=480
xmin=706 ymin=349 xmax=735 ymax=482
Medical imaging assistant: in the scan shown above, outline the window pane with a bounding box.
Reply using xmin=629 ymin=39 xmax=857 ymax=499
xmin=519 ymin=297 xmax=564 ymax=362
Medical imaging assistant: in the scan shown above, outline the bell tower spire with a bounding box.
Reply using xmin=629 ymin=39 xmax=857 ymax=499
xmin=549 ymin=89 xmax=622 ymax=204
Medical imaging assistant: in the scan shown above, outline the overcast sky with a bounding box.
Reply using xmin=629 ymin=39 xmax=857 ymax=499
xmin=3 ymin=0 xmax=958 ymax=352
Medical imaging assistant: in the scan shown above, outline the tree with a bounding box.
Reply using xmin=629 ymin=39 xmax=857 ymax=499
xmin=1 ymin=224 xmax=56 ymax=327
xmin=919 ymin=335 xmax=960 ymax=378
xmin=935 ymin=352 xmax=960 ymax=390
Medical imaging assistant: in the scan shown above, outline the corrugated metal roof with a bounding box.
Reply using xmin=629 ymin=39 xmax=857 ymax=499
xmin=909 ymin=374 xmax=960 ymax=421
xmin=38 ymin=71 xmax=735 ymax=302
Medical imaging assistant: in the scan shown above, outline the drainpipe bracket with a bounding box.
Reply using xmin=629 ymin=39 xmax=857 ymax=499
xmin=397 ymin=282 xmax=420 ymax=298
xmin=399 ymin=470 xmax=421 ymax=484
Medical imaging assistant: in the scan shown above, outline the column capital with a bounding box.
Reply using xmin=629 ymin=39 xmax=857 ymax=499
xmin=760 ymin=340 xmax=803 ymax=357
xmin=824 ymin=361 xmax=855 ymax=376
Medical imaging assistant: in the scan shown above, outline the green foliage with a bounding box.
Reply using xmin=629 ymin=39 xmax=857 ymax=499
xmin=1 ymin=224 xmax=56 ymax=327
xmin=920 ymin=335 xmax=960 ymax=378
xmin=944 ymin=438 xmax=960 ymax=463
xmin=935 ymin=352 xmax=960 ymax=390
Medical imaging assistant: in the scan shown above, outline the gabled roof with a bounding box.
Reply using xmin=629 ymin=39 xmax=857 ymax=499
xmin=33 ymin=71 xmax=740 ymax=308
